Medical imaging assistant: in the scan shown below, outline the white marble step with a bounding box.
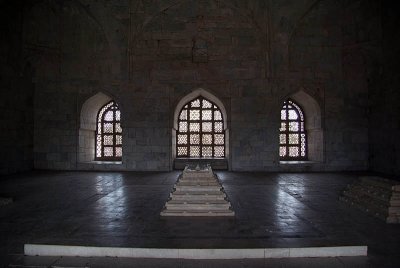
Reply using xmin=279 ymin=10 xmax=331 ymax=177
xmin=182 ymin=170 xmax=214 ymax=178
xmin=160 ymin=210 xmax=235 ymax=217
xmin=177 ymin=181 xmax=219 ymax=186
xmin=179 ymin=177 xmax=219 ymax=182
xmin=174 ymin=185 xmax=223 ymax=192
xmin=165 ymin=203 xmax=231 ymax=210
xmin=167 ymin=199 xmax=229 ymax=205
xmin=172 ymin=190 xmax=224 ymax=195
xmin=170 ymin=194 xmax=226 ymax=201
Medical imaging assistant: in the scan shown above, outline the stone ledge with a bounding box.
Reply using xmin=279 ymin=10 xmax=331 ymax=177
xmin=76 ymin=161 xmax=125 ymax=171
xmin=80 ymin=161 xmax=123 ymax=165
xmin=279 ymin=161 xmax=319 ymax=165
xmin=24 ymin=244 xmax=368 ymax=259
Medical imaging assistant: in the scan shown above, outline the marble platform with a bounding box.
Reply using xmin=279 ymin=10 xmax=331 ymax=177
xmin=341 ymin=176 xmax=400 ymax=223
xmin=160 ymin=165 xmax=234 ymax=216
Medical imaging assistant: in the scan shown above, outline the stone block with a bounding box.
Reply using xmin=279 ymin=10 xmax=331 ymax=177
xmin=341 ymin=176 xmax=400 ymax=223
xmin=289 ymin=246 xmax=367 ymax=258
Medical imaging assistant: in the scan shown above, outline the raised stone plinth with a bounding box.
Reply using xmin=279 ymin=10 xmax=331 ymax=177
xmin=340 ymin=176 xmax=400 ymax=223
xmin=161 ymin=164 xmax=234 ymax=217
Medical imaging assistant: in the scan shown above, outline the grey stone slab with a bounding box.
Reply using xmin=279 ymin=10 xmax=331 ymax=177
xmin=289 ymin=246 xmax=367 ymax=258
xmin=7 ymin=255 xmax=60 ymax=267
xmin=0 ymin=171 xmax=399 ymax=267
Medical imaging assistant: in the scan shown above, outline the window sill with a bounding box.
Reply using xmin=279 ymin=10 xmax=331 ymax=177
xmin=279 ymin=161 xmax=318 ymax=165
xmin=82 ymin=161 xmax=122 ymax=165
xmin=176 ymin=157 xmax=226 ymax=160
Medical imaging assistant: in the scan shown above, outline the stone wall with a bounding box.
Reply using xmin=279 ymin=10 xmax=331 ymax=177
xmin=0 ymin=2 xmax=34 ymax=175
xmin=369 ymin=3 xmax=400 ymax=176
xmin=1 ymin=0 xmax=397 ymax=174
xmin=339 ymin=0 xmax=380 ymax=171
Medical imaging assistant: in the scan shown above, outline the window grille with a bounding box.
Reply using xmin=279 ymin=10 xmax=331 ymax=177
xmin=177 ymin=97 xmax=225 ymax=158
xmin=95 ymin=101 xmax=122 ymax=161
xmin=279 ymin=99 xmax=307 ymax=160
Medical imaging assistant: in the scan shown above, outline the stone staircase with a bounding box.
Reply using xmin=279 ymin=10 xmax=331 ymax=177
xmin=160 ymin=165 xmax=234 ymax=217
xmin=340 ymin=176 xmax=400 ymax=223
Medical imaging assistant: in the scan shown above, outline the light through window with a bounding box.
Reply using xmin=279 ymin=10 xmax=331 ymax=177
xmin=177 ymin=97 xmax=225 ymax=158
xmin=96 ymin=101 xmax=122 ymax=161
xmin=279 ymin=99 xmax=307 ymax=160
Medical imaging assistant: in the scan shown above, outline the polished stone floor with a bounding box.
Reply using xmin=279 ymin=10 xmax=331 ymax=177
xmin=1 ymin=171 xmax=400 ymax=267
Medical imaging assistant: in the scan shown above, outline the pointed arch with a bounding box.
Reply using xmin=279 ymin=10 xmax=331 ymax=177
xmin=279 ymin=99 xmax=307 ymax=160
xmin=80 ymin=92 xmax=112 ymax=131
xmin=173 ymin=88 xmax=228 ymax=130
xmin=290 ymin=90 xmax=322 ymax=131
xmin=280 ymin=90 xmax=324 ymax=162
xmin=79 ymin=92 xmax=122 ymax=162
xmin=95 ymin=100 xmax=122 ymax=161
xmin=172 ymin=89 xmax=229 ymax=165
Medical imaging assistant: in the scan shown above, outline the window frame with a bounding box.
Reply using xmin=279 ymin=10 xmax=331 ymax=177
xmin=176 ymin=96 xmax=225 ymax=158
xmin=95 ymin=101 xmax=122 ymax=161
xmin=279 ymin=99 xmax=307 ymax=161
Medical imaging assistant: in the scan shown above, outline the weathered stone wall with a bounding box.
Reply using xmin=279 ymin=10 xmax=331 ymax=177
xmin=0 ymin=2 xmax=34 ymax=175
xmin=2 ymin=0 xmax=397 ymax=174
xmin=27 ymin=1 xmax=120 ymax=170
xmin=369 ymin=3 xmax=400 ymax=176
xmin=339 ymin=0 xmax=380 ymax=171
xmin=128 ymin=1 xmax=267 ymax=170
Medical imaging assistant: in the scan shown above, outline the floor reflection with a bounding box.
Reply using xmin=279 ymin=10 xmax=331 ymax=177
xmin=2 ymin=170 xmax=398 ymax=263
xmin=91 ymin=174 xmax=128 ymax=232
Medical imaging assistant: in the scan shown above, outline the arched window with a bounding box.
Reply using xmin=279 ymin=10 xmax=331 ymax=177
xmin=279 ymin=99 xmax=307 ymax=160
xmin=95 ymin=101 xmax=122 ymax=161
xmin=176 ymin=96 xmax=225 ymax=158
